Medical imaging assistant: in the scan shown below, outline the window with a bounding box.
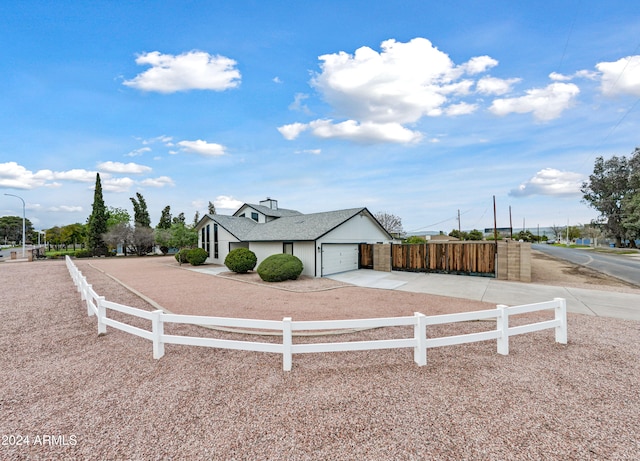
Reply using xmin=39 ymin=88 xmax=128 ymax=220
xmin=213 ymin=224 xmax=219 ymax=258
xmin=251 ymin=212 xmax=259 ymax=222
xmin=201 ymin=225 xmax=210 ymax=255
xmin=283 ymin=242 xmax=293 ymax=255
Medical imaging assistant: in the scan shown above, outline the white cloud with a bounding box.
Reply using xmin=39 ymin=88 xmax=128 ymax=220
xmin=476 ymin=76 xmax=521 ymax=95
xmin=445 ymin=102 xmax=478 ymax=116
xmin=308 ymin=119 xmax=423 ymax=144
xmin=281 ymin=37 xmax=506 ymax=144
xmin=177 ymin=140 xmax=227 ymax=157
xmin=277 ymin=122 xmax=308 ymax=140
xmin=125 ymin=147 xmax=152 ymax=157
xmin=311 ymin=38 xmax=468 ymax=125
xmin=102 ymin=177 xmax=135 ymax=193
xmin=140 ymin=176 xmax=175 ymax=187
xmin=48 ymin=205 xmax=83 ymax=213
xmin=489 ymin=82 xmax=580 ymax=121
xmin=0 ymin=162 xmax=96 ymax=189
xmin=288 ymin=93 xmax=311 ymax=114
xmin=549 ymin=72 xmax=571 ymax=81
xmin=459 ymin=55 xmax=498 ymax=75
xmin=294 ymin=149 xmax=322 ymax=155
xmin=510 ymin=168 xmax=584 ymax=197
xmin=596 ymin=55 xmax=640 ymax=97
xmin=97 ymin=161 xmax=152 ymax=174
xmin=273 ymin=76 xmax=283 ymax=84
xmin=214 ymin=195 xmax=243 ymax=210
xmin=123 ymin=50 xmax=241 ymax=93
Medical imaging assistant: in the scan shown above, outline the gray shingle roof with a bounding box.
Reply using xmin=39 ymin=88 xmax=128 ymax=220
xmin=205 ymin=214 xmax=257 ymax=240
xmin=244 ymin=208 xmax=367 ymax=241
xmin=235 ymin=203 xmax=302 ymax=218
xmin=203 ymin=207 xmax=387 ymax=242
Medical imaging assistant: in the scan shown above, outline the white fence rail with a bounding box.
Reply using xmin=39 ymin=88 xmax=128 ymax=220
xmin=65 ymin=256 xmax=567 ymax=371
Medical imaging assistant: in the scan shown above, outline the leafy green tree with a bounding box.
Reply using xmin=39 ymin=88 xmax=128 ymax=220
xmin=87 ymin=173 xmax=109 ymax=256
xmin=61 ymin=223 xmax=86 ymax=250
xmin=172 ymin=212 xmax=186 ymax=225
xmin=168 ymin=222 xmax=197 ymax=250
xmin=193 ymin=210 xmax=200 ymax=227
xmin=45 ymin=226 xmax=62 ymax=250
xmin=403 ymin=235 xmax=426 ymax=244
xmin=130 ymin=192 xmax=151 ymax=228
xmin=0 ymin=216 xmax=34 ymax=245
xmin=107 ymin=207 xmax=131 ymax=229
xmin=468 ymin=229 xmax=484 ymax=241
xmin=155 ymin=206 xmax=172 ymax=254
xmin=449 ymin=229 xmax=469 ymax=240
xmin=582 ymin=148 xmax=640 ymax=247
xmin=157 ymin=206 xmax=172 ymax=229
xmin=208 ymin=201 xmax=216 ymax=215
xmin=622 ymin=192 xmax=640 ymax=247
xmin=129 ymin=193 xmax=153 ymax=255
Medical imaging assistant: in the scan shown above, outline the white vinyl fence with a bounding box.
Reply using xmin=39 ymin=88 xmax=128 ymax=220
xmin=66 ymin=256 xmax=568 ymax=371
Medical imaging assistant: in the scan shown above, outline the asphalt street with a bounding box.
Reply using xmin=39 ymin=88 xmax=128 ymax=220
xmin=532 ymin=243 xmax=640 ymax=287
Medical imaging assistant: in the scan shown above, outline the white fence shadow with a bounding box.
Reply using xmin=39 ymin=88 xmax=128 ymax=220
xmin=66 ymin=256 xmax=567 ymax=371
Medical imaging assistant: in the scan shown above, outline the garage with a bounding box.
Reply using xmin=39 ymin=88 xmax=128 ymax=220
xmin=321 ymin=244 xmax=359 ymax=276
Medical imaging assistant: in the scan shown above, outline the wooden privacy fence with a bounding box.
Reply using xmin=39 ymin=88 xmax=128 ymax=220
xmin=360 ymin=242 xmax=496 ymax=276
xmin=66 ymin=256 xmax=567 ymax=371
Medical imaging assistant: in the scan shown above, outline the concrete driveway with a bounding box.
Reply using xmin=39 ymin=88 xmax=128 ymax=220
xmin=327 ymin=269 xmax=640 ymax=321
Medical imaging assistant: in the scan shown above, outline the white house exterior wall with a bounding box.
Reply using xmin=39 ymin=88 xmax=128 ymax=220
xmin=249 ymin=242 xmax=283 ymax=268
xmin=248 ymin=241 xmax=316 ymax=277
xmin=292 ymin=242 xmax=316 ymax=277
xmin=199 ymin=222 xmax=240 ymax=265
xmin=314 ymin=214 xmax=392 ymax=276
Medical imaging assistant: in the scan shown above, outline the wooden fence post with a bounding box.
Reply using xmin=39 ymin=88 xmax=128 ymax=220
xmin=152 ymin=310 xmax=165 ymax=359
xmin=413 ymin=312 xmax=427 ymax=366
xmin=282 ymin=317 xmax=292 ymax=371
xmin=554 ymin=298 xmax=568 ymax=345
xmin=496 ymin=305 xmax=509 ymax=355
xmin=97 ymin=296 xmax=107 ymax=335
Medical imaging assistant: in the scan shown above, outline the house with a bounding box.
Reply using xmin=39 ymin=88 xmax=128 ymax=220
xmin=195 ymin=198 xmax=394 ymax=277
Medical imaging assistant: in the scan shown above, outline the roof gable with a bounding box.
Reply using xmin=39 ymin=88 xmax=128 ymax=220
xmin=233 ymin=203 xmax=302 ymax=219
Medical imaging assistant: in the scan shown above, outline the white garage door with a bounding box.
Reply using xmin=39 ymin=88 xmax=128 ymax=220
xmin=322 ymin=244 xmax=359 ymax=276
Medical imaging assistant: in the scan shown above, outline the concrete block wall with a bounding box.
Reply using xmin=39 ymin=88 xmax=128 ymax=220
xmin=496 ymin=240 xmax=531 ymax=282
xmin=373 ymin=244 xmax=391 ymax=272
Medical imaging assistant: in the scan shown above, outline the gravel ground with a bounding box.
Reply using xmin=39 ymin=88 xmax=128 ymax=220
xmin=1 ymin=257 xmax=639 ymax=460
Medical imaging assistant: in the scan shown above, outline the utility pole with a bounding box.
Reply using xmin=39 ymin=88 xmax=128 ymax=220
xmin=457 ymin=209 xmax=461 ymax=233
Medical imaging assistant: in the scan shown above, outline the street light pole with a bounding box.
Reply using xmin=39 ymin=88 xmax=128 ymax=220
xmin=4 ymin=193 xmax=26 ymax=258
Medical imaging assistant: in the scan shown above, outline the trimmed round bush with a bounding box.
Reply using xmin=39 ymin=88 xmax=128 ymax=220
xmin=224 ymin=248 xmax=257 ymax=273
xmin=175 ymin=248 xmax=190 ymax=265
xmin=187 ymin=248 xmax=209 ymax=266
xmin=257 ymin=253 xmax=303 ymax=282
xmin=74 ymin=249 xmax=93 ymax=258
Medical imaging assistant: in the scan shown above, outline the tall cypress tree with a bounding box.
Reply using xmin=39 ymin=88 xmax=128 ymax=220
xmin=87 ymin=173 xmax=108 ymax=256
xmin=130 ymin=192 xmax=151 ymax=228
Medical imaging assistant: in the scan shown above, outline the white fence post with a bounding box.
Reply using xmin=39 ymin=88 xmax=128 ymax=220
xmin=97 ymin=296 xmax=107 ymax=335
xmin=282 ymin=317 xmax=292 ymax=371
xmin=496 ymin=305 xmax=509 ymax=355
xmin=413 ymin=312 xmax=427 ymax=366
xmin=554 ymin=298 xmax=568 ymax=345
xmin=152 ymin=310 xmax=165 ymax=359
xmin=85 ymin=285 xmax=94 ymax=317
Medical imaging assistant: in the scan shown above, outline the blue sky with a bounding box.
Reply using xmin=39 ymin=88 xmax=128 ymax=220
xmin=1 ymin=1 xmax=639 ymax=234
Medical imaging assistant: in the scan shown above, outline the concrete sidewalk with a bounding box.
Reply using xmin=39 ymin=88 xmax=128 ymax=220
xmin=327 ymin=270 xmax=640 ymax=321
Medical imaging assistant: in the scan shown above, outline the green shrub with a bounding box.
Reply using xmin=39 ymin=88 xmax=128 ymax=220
xmin=74 ymin=249 xmax=93 ymax=258
xmin=175 ymin=248 xmax=190 ymax=265
xmin=257 ymin=253 xmax=303 ymax=282
xmin=224 ymin=248 xmax=257 ymax=273
xmin=187 ymin=248 xmax=208 ymax=266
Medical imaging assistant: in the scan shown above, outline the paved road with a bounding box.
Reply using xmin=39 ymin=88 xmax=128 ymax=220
xmin=532 ymin=243 xmax=640 ymax=287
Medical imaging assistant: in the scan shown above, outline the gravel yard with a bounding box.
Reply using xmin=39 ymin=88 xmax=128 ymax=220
xmin=1 ymin=257 xmax=639 ymax=460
